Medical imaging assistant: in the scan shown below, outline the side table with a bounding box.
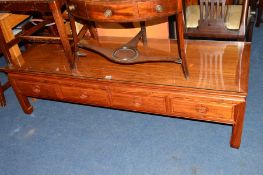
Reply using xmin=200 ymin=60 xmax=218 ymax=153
xmin=67 ymin=0 xmax=189 ymax=78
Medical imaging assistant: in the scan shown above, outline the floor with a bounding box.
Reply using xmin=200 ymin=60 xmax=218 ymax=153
xmin=0 ymin=27 xmax=263 ymax=174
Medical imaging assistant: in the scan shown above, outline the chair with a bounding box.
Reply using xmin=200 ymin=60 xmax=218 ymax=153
xmin=0 ymin=0 xmax=74 ymax=68
xmin=0 ymin=0 xmax=76 ymax=106
xmin=0 ymin=13 xmax=28 ymax=107
xmin=184 ymin=0 xmax=254 ymax=41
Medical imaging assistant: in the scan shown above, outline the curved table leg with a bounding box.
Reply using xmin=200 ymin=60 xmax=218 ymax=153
xmin=175 ymin=11 xmax=189 ymax=79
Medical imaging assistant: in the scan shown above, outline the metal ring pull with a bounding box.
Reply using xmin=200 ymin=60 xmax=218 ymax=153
xmin=113 ymin=46 xmax=138 ymax=62
xmin=155 ymin=5 xmax=163 ymax=13
xmin=104 ymin=9 xmax=113 ymax=17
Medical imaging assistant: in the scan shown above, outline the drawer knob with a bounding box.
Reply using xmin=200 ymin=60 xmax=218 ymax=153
xmin=68 ymin=5 xmax=76 ymax=11
xmin=104 ymin=9 xmax=113 ymax=17
xmin=33 ymin=86 xmax=40 ymax=94
xmin=195 ymin=104 xmax=208 ymax=114
xmin=80 ymin=93 xmax=89 ymax=99
xmin=133 ymin=97 xmax=142 ymax=107
xmin=155 ymin=5 xmax=163 ymax=13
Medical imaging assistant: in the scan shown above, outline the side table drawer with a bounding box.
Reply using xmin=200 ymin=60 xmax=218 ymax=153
xmin=14 ymin=80 xmax=58 ymax=98
xmin=60 ymin=85 xmax=109 ymax=106
xmin=85 ymin=3 xmax=138 ymax=22
xmin=68 ymin=0 xmax=178 ymax=22
xmin=170 ymin=97 xmax=234 ymax=122
xmin=138 ymin=0 xmax=177 ymax=18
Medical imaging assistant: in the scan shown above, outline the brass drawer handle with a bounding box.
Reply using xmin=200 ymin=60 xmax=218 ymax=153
xmin=195 ymin=104 xmax=208 ymax=114
xmin=133 ymin=97 xmax=142 ymax=107
xmin=33 ymin=86 xmax=40 ymax=94
xmin=104 ymin=9 xmax=113 ymax=17
xmin=80 ymin=93 xmax=89 ymax=99
xmin=68 ymin=5 xmax=76 ymax=11
xmin=155 ymin=5 xmax=163 ymax=13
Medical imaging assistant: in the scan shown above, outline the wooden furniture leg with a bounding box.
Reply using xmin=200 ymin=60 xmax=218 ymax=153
xmin=176 ymin=10 xmax=189 ymax=79
xmin=0 ymin=14 xmax=28 ymax=107
xmin=49 ymin=1 xmax=75 ymax=69
xmin=16 ymin=93 xmax=33 ymax=114
xmin=0 ymin=81 xmax=6 ymax=107
xmin=0 ymin=13 xmax=28 ymax=66
xmin=68 ymin=14 xmax=79 ymax=59
xmin=0 ymin=81 xmax=11 ymax=107
xmin=230 ymin=102 xmax=246 ymax=148
xmin=0 ymin=26 xmax=13 ymax=64
xmin=9 ymin=80 xmax=33 ymax=114
xmin=256 ymin=0 xmax=263 ymax=27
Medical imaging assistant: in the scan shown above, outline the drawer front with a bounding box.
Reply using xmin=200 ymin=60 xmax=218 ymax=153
xmin=170 ymin=97 xmax=234 ymax=122
xmin=15 ymin=80 xmax=58 ymax=98
xmin=138 ymin=0 xmax=177 ymax=19
xmin=85 ymin=3 xmax=139 ymax=22
xmin=69 ymin=0 xmax=178 ymax=22
xmin=111 ymin=92 xmax=166 ymax=114
xmin=60 ymin=86 xmax=109 ymax=106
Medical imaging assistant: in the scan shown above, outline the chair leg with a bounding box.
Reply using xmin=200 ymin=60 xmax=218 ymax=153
xmin=0 ymin=81 xmax=6 ymax=107
xmin=88 ymin=21 xmax=99 ymax=40
xmin=68 ymin=13 xmax=79 ymax=59
xmin=49 ymin=0 xmax=75 ymax=69
xmin=256 ymin=0 xmax=263 ymax=27
xmin=0 ymin=25 xmax=13 ymax=65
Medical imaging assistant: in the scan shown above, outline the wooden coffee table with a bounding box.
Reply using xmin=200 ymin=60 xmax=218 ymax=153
xmin=1 ymin=38 xmax=250 ymax=148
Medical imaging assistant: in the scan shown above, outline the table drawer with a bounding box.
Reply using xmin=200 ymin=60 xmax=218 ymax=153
xmin=138 ymin=0 xmax=177 ymax=19
xmin=60 ymin=85 xmax=109 ymax=106
xmin=68 ymin=0 xmax=177 ymax=22
xmin=85 ymin=3 xmax=138 ymax=22
xmin=14 ymin=80 xmax=58 ymax=98
xmin=170 ymin=97 xmax=234 ymax=122
xmin=111 ymin=92 xmax=166 ymax=114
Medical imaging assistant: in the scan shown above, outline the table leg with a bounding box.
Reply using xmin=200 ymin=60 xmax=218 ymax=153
xmin=9 ymin=78 xmax=33 ymax=114
xmin=49 ymin=1 xmax=75 ymax=69
xmin=175 ymin=11 xmax=189 ymax=79
xmin=230 ymin=102 xmax=246 ymax=148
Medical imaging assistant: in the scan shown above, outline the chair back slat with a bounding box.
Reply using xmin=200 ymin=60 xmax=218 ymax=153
xmin=184 ymin=0 xmax=252 ymax=41
xmin=199 ymin=0 xmax=227 ymax=21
